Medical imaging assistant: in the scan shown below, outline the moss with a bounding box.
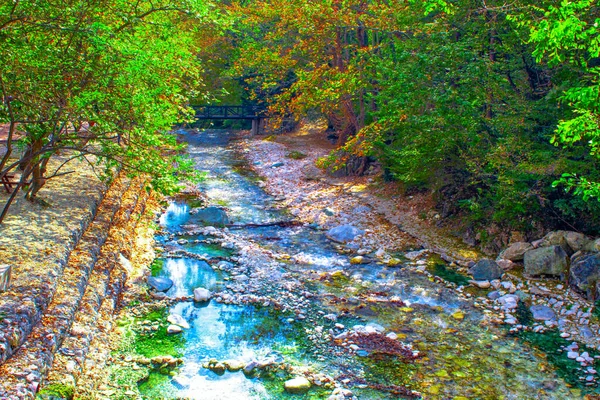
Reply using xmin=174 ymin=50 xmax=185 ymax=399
xmin=137 ymin=371 xmax=175 ymax=399
xmin=36 ymin=383 xmax=75 ymax=400
xmin=150 ymin=258 xmax=165 ymax=277
xmin=514 ymin=301 xmax=534 ymax=326
xmin=133 ymin=315 xmax=183 ymax=359
xmin=592 ymin=300 xmax=600 ymax=322
xmin=286 ymin=151 xmax=307 ymax=160
xmin=429 ymin=263 xmax=470 ymax=286
xmin=515 ymin=329 xmax=600 ymax=394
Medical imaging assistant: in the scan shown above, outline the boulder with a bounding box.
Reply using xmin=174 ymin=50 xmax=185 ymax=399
xmin=569 ymin=252 xmax=600 ymax=300
xmin=167 ymin=324 xmax=183 ymax=334
xmin=498 ymin=242 xmax=533 ymax=261
xmin=523 ymin=246 xmax=569 ymax=277
xmin=147 ymin=276 xmax=174 ymax=292
xmin=496 ymin=259 xmax=516 ymax=271
xmin=468 ymin=259 xmax=503 ymax=281
xmin=564 ymin=232 xmax=592 ymax=252
xmin=584 ymin=239 xmax=600 ymax=253
xmin=191 ymin=206 xmax=229 ymax=226
xmin=326 ymin=224 xmax=364 ymax=243
xmin=193 ymin=287 xmax=212 ymax=302
xmin=284 ymin=377 xmax=312 ymax=394
xmin=538 ymin=231 xmax=574 ymax=255
xmin=167 ymin=314 xmax=190 ymax=329
xmin=223 ymin=360 xmax=245 ymax=372
xmin=302 ymin=165 xmax=322 ymax=181
xmin=530 ymin=305 xmax=556 ymax=321
xmin=497 ymin=294 xmax=519 ymax=310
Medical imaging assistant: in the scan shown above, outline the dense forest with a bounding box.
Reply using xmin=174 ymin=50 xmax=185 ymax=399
xmin=1 ymin=0 xmax=600 ymax=248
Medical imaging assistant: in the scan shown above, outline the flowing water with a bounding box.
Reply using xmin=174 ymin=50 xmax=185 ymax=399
xmin=141 ymin=129 xmax=581 ymax=399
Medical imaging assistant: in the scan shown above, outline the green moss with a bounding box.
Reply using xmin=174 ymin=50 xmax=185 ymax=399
xmin=514 ymin=301 xmax=534 ymax=326
xmin=286 ymin=151 xmax=307 ymax=160
xmin=137 ymin=371 xmax=175 ymax=399
xmin=150 ymin=258 xmax=165 ymax=277
xmin=516 ymin=329 xmax=600 ymax=394
xmin=429 ymin=263 xmax=470 ymax=286
xmin=592 ymin=300 xmax=600 ymax=322
xmin=36 ymin=383 xmax=75 ymax=400
xmin=133 ymin=321 xmax=183 ymax=359
xmin=362 ymin=356 xmax=417 ymax=388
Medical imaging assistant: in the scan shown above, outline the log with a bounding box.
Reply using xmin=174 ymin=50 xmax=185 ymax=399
xmin=226 ymin=220 xmax=302 ymax=229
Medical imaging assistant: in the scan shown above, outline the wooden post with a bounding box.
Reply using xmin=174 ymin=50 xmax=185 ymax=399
xmin=251 ymin=119 xmax=259 ymax=136
xmin=0 ymin=264 xmax=11 ymax=292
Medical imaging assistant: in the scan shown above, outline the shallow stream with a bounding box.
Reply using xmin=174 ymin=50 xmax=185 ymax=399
xmin=142 ymin=130 xmax=579 ymax=399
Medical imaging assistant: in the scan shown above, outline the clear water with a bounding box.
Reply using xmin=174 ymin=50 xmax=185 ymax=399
xmin=142 ymin=129 xmax=581 ymax=399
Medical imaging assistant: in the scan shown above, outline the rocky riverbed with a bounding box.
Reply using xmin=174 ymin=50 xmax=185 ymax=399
xmin=50 ymin=127 xmax=600 ymax=399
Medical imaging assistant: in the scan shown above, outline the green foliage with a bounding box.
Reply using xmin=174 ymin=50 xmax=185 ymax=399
xmin=0 ymin=0 xmax=215 ymax=220
xmin=525 ymin=0 xmax=600 ymax=200
xmin=36 ymin=384 xmax=75 ymax=400
xmin=285 ymin=151 xmax=307 ymax=160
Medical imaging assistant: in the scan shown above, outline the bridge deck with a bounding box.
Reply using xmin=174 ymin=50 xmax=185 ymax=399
xmin=193 ymin=105 xmax=267 ymax=120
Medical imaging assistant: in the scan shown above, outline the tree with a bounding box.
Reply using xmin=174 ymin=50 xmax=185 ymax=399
xmin=525 ymin=0 xmax=600 ymax=200
xmin=0 ymin=0 xmax=212 ymax=222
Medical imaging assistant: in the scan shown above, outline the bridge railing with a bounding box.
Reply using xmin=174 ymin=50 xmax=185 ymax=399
xmin=192 ymin=105 xmax=268 ymax=120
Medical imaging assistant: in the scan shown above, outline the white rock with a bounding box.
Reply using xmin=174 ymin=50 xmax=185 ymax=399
xmin=167 ymin=314 xmax=190 ymax=329
xmin=193 ymin=287 xmax=212 ymax=302
xmin=167 ymin=324 xmax=183 ymax=334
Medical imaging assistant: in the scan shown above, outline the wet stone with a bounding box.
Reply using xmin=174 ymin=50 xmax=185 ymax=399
xmin=284 ymin=377 xmax=311 ymax=394
xmin=147 ymin=276 xmax=174 ymax=292
xmin=530 ymin=305 xmax=555 ymax=321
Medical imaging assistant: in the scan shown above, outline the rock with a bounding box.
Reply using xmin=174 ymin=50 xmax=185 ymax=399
xmin=530 ymin=305 xmax=556 ymax=321
xmin=469 ymin=280 xmax=491 ymax=289
xmin=497 ymin=294 xmax=519 ymax=310
xmin=243 ymin=361 xmax=258 ymax=375
xmin=302 ymin=164 xmax=322 ymax=181
xmin=496 ymin=259 xmax=516 ymax=271
xmin=488 ymin=291 xmax=501 ymax=300
xmin=326 ymin=224 xmax=364 ymax=243
xmin=569 ymin=252 xmax=600 ymax=300
xmin=193 ymin=287 xmax=212 ymax=302
xmin=167 ymin=325 xmax=183 ymax=334
xmin=147 ymin=276 xmax=174 ymax=292
xmin=387 ymin=258 xmax=402 ymax=267
xmin=167 ymin=314 xmax=190 ymax=329
xmin=223 ymin=360 xmax=245 ymax=372
xmin=451 ymin=311 xmax=465 ymax=320
xmin=284 ymin=377 xmax=311 ymax=394
xmin=584 ymin=239 xmax=600 ymax=252
xmin=405 ymin=250 xmax=427 ymax=260
xmin=499 ymin=242 xmax=533 ymax=261
xmin=469 ymin=259 xmax=503 ymax=281
xmin=350 ymin=256 xmax=369 ymax=265
xmin=191 ymin=206 xmax=229 ymax=226
xmin=563 ymin=232 xmax=592 ymax=252
xmin=208 ymin=362 xmax=226 ymax=375
xmin=538 ymin=231 xmax=576 ymax=255
xmin=523 ymin=246 xmax=569 ymax=277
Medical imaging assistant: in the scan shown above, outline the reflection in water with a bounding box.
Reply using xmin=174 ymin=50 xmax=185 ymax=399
xmin=160 ymin=258 xmax=218 ymax=297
